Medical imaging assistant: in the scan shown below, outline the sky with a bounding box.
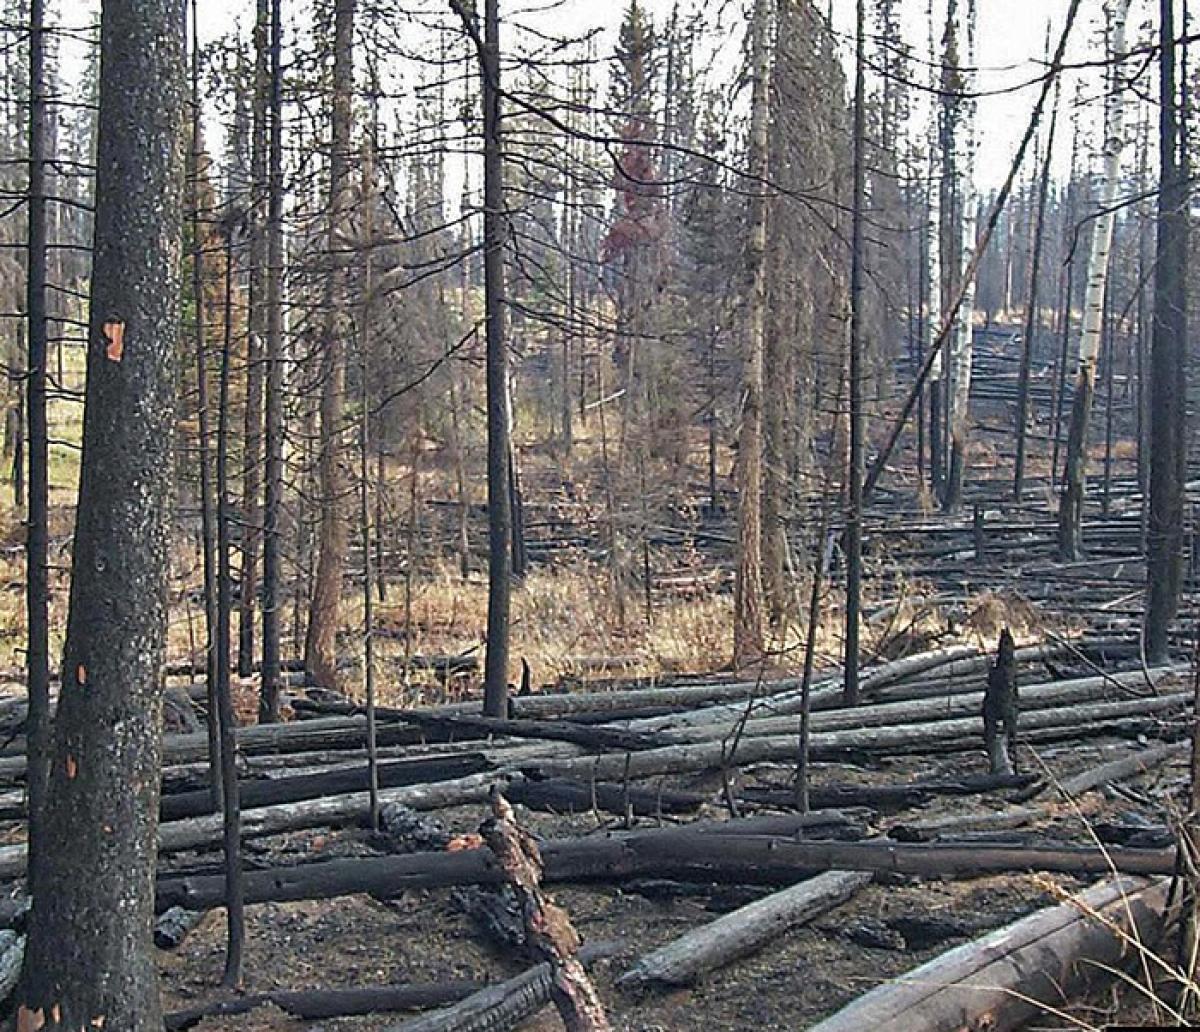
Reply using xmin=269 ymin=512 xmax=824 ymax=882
xmin=60 ymin=0 xmax=1150 ymax=192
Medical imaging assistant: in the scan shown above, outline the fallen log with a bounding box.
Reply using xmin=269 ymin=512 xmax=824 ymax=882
xmin=1014 ymin=740 xmax=1188 ymax=803
xmin=157 ymin=827 xmax=1176 ymax=912
xmin=740 ymin=773 xmax=1036 ymax=811
xmin=163 ymin=980 xmax=487 ymax=1031
xmin=506 ymin=778 xmax=705 ymax=818
xmin=807 ymin=876 xmax=1170 ymax=1032
xmin=0 ymin=772 xmax=506 ymax=881
xmin=400 ymin=712 xmax=661 ymax=753
xmin=154 ymin=906 xmax=206 ymax=950
xmin=160 ymin=754 xmax=492 ymax=821
xmin=480 ymin=790 xmax=611 ymax=1030
xmin=617 ymin=870 xmax=872 ymax=988
xmin=382 ymin=941 xmax=613 ymax=1032
xmin=530 ymin=692 xmax=1191 ymax=782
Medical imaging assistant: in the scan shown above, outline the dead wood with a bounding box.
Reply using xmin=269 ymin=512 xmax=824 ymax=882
xmin=479 ymin=789 xmax=611 ymax=1030
xmin=617 ymin=869 xmax=872 ymax=987
xmin=808 ymin=877 xmax=1171 ymax=1032
xmin=163 ymin=980 xmax=487 ymax=1030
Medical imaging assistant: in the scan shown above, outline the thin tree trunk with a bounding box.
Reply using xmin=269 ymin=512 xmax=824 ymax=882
xmin=1144 ymin=0 xmax=1189 ymax=663
xmin=190 ymin=26 xmax=222 ymax=810
xmin=215 ymin=215 xmax=244 ymax=988
xmin=1013 ymin=79 xmax=1059 ymax=501
xmin=1059 ymin=0 xmax=1131 ymax=559
xmin=259 ymin=0 xmax=285 ymax=723
xmin=942 ymin=0 xmax=977 ymax=515
xmin=237 ymin=0 xmax=269 ymax=678
xmin=478 ymin=0 xmax=512 ymax=717
xmin=16 ymin=0 xmax=185 ymax=1022
xmin=843 ymin=0 xmax=867 ymax=705
xmin=359 ymin=135 xmax=380 ymax=831
xmin=305 ymin=0 xmax=356 ymax=691
xmin=24 ymin=0 xmax=51 ymax=892
xmin=734 ymin=0 xmax=770 ymax=668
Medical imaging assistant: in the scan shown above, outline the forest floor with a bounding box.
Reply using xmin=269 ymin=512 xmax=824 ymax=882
xmin=3 ymin=327 xmax=1193 ymax=1030
xmin=154 ymin=731 xmax=1189 ymax=1031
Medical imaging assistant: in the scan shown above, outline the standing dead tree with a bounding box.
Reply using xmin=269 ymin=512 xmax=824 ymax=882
xmin=15 ymin=0 xmax=186 ymax=1023
xmin=1143 ymin=0 xmax=1189 ymax=664
xmin=451 ymin=0 xmax=512 ymax=718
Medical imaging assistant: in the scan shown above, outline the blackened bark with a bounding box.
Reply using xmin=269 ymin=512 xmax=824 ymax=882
xmin=238 ymin=0 xmax=269 ymax=678
xmin=189 ymin=0 xmax=222 ymax=812
xmin=16 ymin=0 xmax=185 ymax=1025
xmin=24 ymin=0 xmax=51 ymax=888
xmin=478 ymin=0 xmax=512 ymax=717
xmin=216 ymin=224 xmax=245 ymax=986
xmin=259 ymin=0 xmax=285 ymax=723
xmin=1144 ymin=0 xmax=1189 ymax=664
xmin=844 ymin=0 xmax=867 ymax=705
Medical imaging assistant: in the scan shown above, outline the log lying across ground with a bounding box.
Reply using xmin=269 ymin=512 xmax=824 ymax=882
xmin=617 ymin=870 xmax=873 ymax=988
xmin=1014 ymin=739 xmax=1189 ymax=803
xmin=157 ymin=825 xmax=1176 ymax=912
xmin=531 ymin=692 xmax=1190 ymax=782
xmin=386 ymin=942 xmax=616 ymax=1032
xmin=808 ymin=876 xmax=1171 ymax=1032
xmin=164 ymin=980 xmax=488 ymax=1030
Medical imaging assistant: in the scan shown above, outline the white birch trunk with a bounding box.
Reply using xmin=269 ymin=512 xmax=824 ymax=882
xmin=1058 ymin=0 xmax=1132 ymax=558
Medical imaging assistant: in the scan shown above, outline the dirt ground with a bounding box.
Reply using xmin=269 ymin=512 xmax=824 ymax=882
xmin=157 ymin=739 xmax=1186 ymax=1032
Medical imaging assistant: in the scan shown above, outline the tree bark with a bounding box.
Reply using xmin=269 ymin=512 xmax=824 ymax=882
xmin=16 ymin=0 xmax=185 ymax=1024
xmin=1059 ymin=0 xmax=1131 ymax=559
xmin=304 ymin=0 xmax=356 ymax=691
xmin=259 ymin=0 xmax=285 ymax=722
xmin=23 ymin=0 xmax=51 ymax=893
xmin=733 ymin=0 xmax=770 ymax=668
xmin=843 ymin=0 xmax=867 ymax=702
xmin=237 ymin=0 xmax=269 ymax=678
xmin=1143 ymin=0 xmax=1188 ymax=664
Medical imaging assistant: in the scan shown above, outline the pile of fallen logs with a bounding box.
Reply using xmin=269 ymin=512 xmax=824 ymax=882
xmin=0 ymin=637 xmax=1188 ymax=1029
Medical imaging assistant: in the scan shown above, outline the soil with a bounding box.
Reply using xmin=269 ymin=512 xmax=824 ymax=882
xmin=156 ymin=738 xmax=1186 ymax=1031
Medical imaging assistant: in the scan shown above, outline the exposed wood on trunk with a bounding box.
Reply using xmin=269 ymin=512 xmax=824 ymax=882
xmin=480 ymin=790 xmax=610 ymax=1030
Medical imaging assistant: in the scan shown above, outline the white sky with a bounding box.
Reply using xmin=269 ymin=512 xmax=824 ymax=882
xmin=62 ymin=0 xmax=1150 ymax=192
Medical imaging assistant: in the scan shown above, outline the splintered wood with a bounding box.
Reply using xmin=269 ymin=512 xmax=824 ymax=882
xmin=479 ymin=788 xmax=611 ymax=1032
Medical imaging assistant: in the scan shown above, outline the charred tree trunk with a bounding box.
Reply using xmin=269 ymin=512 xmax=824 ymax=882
xmin=190 ymin=20 xmax=222 ymax=811
xmin=844 ymin=0 xmax=866 ymax=704
xmin=480 ymin=0 xmax=513 ymax=717
xmin=24 ymin=0 xmax=51 ymax=889
xmin=259 ymin=0 xmax=285 ymax=723
xmin=237 ymin=0 xmax=270 ymax=678
xmin=16 ymin=0 xmax=185 ymax=1023
xmin=1144 ymin=0 xmax=1189 ymax=663
xmin=215 ymin=215 xmax=244 ymax=987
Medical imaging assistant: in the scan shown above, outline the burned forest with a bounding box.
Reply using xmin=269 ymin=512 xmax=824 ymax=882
xmin=1 ymin=0 xmax=1199 ymax=1028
